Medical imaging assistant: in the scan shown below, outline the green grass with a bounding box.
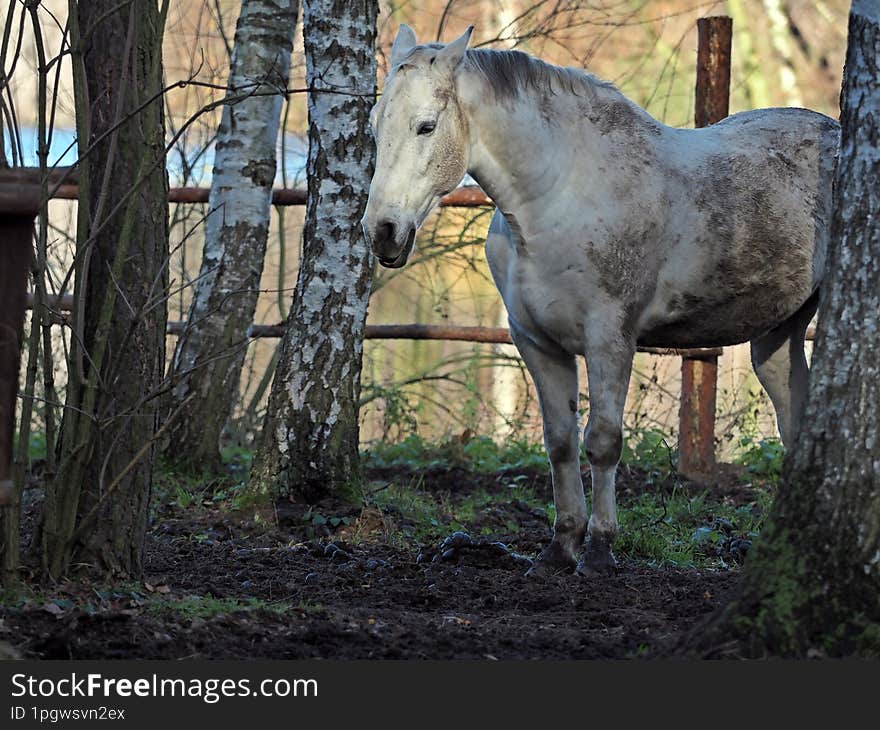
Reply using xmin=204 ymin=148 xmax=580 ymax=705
xmin=366 ymin=475 xmax=771 ymax=569
xmin=147 ymin=595 xmax=290 ymax=619
xmin=362 ymin=433 xmax=549 ymax=473
xmin=366 ymin=476 xmax=550 ymax=544
xmin=615 ymin=488 xmax=772 ymax=568
xmin=361 ymin=431 xmax=775 ymax=569
xmin=3 ymin=585 xmax=309 ymax=621
xmin=152 ymin=455 xmax=250 ymax=515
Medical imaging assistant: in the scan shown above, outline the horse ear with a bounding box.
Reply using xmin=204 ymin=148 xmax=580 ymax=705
xmin=434 ymin=25 xmax=473 ymax=74
xmin=390 ymin=24 xmax=417 ymax=67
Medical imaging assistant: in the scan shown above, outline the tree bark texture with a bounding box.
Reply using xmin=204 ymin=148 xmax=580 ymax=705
xmin=42 ymin=0 xmax=168 ymax=578
xmin=249 ymin=0 xmax=378 ymax=502
xmin=689 ymin=0 xmax=880 ymax=658
xmin=164 ymin=0 xmax=298 ymax=472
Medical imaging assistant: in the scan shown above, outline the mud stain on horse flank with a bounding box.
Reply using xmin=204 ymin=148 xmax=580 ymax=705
xmin=634 ymin=149 xmax=817 ymax=348
xmin=584 ymin=222 xmax=660 ymax=302
xmin=696 ymin=152 xmax=812 ymax=304
xmin=582 ymin=221 xmax=663 ymax=343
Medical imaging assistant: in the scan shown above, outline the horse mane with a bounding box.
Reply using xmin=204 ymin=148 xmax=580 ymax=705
xmin=463 ymin=48 xmax=618 ymax=103
xmin=399 ymin=44 xmax=618 ymax=103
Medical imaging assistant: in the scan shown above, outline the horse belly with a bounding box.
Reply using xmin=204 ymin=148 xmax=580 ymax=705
xmin=638 ymin=304 xmax=783 ymax=349
xmin=637 ymin=271 xmax=813 ymax=348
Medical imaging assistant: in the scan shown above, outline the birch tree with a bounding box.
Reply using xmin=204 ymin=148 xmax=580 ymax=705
xmin=164 ymin=0 xmax=298 ymax=472
xmin=249 ymin=0 xmax=378 ymax=502
xmin=689 ymin=0 xmax=880 ymax=657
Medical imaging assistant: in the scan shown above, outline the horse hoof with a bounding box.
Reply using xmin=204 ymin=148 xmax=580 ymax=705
xmin=525 ymin=542 xmax=576 ymax=578
xmin=575 ymin=541 xmax=618 ymax=577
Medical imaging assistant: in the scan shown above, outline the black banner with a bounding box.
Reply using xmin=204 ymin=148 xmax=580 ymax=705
xmin=0 ymin=660 xmax=876 ymax=728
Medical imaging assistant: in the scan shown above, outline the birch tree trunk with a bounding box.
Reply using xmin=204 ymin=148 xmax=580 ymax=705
xmin=163 ymin=0 xmax=298 ymax=472
xmin=688 ymin=0 xmax=880 ymax=658
xmin=41 ymin=0 xmax=169 ymax=578
xmin=248 ymin=0 xmax=378 ymax=502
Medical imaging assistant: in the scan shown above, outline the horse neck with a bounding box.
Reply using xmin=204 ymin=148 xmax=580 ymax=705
xmin=463 ymin=90 xmax=568 ymax=220
xmin=460 ymin=74 xmax=635 ymax=230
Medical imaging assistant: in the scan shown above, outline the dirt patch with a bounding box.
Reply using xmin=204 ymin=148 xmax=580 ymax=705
xmin=3 ymin=540 xmax=736 ymax=659
xmin=0 ymin=463 xmax=753 ymax=659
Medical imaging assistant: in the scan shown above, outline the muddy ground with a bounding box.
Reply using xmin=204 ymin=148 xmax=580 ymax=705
xmin=0 ymin=463 xmax=758 ymax=659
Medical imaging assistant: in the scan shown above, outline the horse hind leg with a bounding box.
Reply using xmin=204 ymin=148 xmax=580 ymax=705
xmin=749 ymin=293 xmax=818 ymax=447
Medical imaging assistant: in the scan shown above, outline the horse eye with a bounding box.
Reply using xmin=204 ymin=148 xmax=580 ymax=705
xmin=417 ymin=121 xmax=436 ymax=136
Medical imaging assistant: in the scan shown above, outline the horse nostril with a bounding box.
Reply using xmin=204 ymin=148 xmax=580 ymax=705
xmin=377 ymin=219 xmax=396 ymax=245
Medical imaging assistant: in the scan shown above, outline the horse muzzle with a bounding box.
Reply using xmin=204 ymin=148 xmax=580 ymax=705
xmin=365 ymin=218 xmax=416 ymax=269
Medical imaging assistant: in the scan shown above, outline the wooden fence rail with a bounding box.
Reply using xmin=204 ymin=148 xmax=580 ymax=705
xmin=0 ymin=168 xmax=494 ymax=212
xmin=22 ymin=292 xmax=820 ymax=342
xmin=22 ymin=293 xmax=734 ymax=356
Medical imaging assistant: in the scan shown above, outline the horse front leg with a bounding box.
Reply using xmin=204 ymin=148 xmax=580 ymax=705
xmin=509 ymin=326 xmax=587 ymax=576
xmin=578 ymin=327 xmax=635 ymax=576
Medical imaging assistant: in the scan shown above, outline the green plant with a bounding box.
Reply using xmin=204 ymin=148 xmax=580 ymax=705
xmin=152 ymin=456 xmax=249 ymax=515
xmin=615 ymin=489 xmax=768 ymax=569
xmin=301 ymin=509 xmax=352 ymax=536
xmin=619 ymin=426 xmax=677 ymax=482
xmin=735 ymin=436 xmax=785 ymax=482
xmin=174 ymin=485 xmax=195 ymax=509
xmin=361 ymin=381 xmax=421 ymax=442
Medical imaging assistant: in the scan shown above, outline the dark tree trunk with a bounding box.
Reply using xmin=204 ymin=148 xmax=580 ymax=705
xmin=248 ymin=0 xmax=378 ymax=502
xmin=163 ymin=0 xmax=298 ymax=473
xmin=41 ymin=0 xmax=169 ymax=579
xmin=688 ymin=0 xmax=880 ymax=658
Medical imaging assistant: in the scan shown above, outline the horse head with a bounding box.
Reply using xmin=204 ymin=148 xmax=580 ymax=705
xmin=362 ymin=24 xmax=473 ymax=268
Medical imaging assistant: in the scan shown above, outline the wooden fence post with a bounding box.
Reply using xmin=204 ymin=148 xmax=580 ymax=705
xmin=678 ymin=16 xmax=732 ymax=479
xmin=0 ymin=174 xmax=39 ymax=508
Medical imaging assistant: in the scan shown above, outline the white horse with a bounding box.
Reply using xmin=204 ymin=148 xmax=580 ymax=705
xmin=362 ymin=25 xmax=839 ymax=576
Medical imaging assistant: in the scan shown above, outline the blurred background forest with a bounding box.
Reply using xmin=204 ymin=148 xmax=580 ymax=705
xmin=5 ymin=0 xmax=849 ymax=460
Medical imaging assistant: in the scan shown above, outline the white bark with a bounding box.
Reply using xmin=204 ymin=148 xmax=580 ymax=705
xmin=164 ymin=0 xmax=297 ymax=469
xmin=792 ymin=0 xmax=880 ymax=578
xmin=250 ymin=0 xmax=378 ymax=499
